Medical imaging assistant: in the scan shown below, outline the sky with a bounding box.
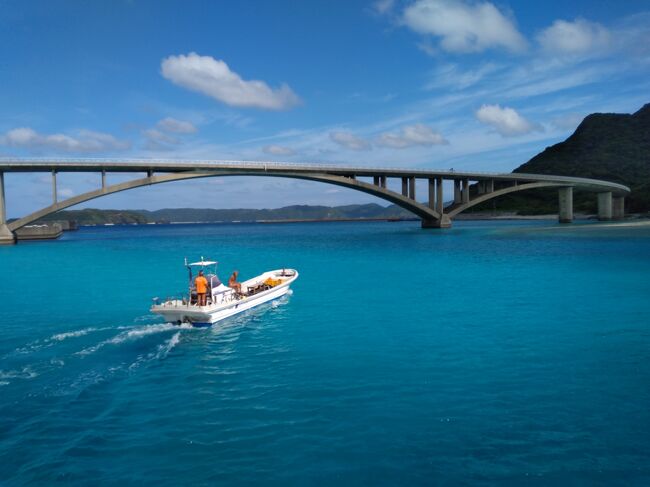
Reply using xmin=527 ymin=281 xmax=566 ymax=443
xmin=1 ymin=0 xmax=649 ymax=217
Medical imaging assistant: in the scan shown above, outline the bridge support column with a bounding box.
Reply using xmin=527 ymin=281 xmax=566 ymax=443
xmin=486 ymin=179 xmax=494 ymax=193
xmin=462 ymin=178 xmax=470 ymax=204
xmin=401 ymin=177 xmax=408 ymax=197
xmin=373 ymin=176 xmax=380 ymax=186
xmin=558 ymin=187 xmax=573 ymax=223
xmin=408 ymin=177 xmax=416 ymax=200
xmin=380 ymin=176 xmax=386 ymax=188
xmin=422 ymin=214 xmax=451 ymax=229
xmin=453 ymin=180 xmax=461 ymax=204
xmin=612 ymin=196 xmax=625 ymax=220
xmin=436 ymin=178 xmax=444 ymax=214
xmin=477 ymin=181 xmax=485 ymax=195
xmin=428 ymin=178 xmax=435 ymax=209
xmin=0 ymin=172 xmax=16 ymax=245
xmin=52 ymin=170 xmax=57 ymax=204
xmin=598 ymin=192 xmax=613 ymax=221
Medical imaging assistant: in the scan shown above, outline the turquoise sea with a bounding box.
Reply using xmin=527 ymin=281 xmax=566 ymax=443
xmin=1 ymin=220 xmax=649 ymax=485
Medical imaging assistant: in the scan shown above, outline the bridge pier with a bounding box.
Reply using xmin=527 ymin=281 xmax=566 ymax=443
xmin=558 ymin=187 xmax=573 ymax=223
xmin=422 ymin=214 xmax=451 ymax=229
xmin=422 ymin=177 xmax=450 ymax=228
xmin=453 ymin=180 xmax=461 ymax=204
xmin=51 ymin=170 xmax=57 ymax=203
xmin=462 ymin=178 xmax=470 ymax=204
xmin=408 ymin=177 xmax=416 ymax=200
xmin=0 ymin=172 xmax=16 ymax=245
xmin=612 ymin=196 xmax=625 ymax=220
xmin=597 ymin=192 xmax=613 ymax=221
xmin=401 ymin=177 xmax=408 ymax=197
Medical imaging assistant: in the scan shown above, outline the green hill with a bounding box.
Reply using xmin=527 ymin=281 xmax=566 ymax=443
xmin=476 ymin=103 xmax=650 ymax=214
xmin=38 ymin=204 xmax=413 ymax=225
xmin=39 ymin=208 xmax=149 ymax=225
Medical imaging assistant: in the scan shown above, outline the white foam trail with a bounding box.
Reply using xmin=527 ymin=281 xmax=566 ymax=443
xmin=128 ymin=331 xmax=183 ymax=371
xmin=76 ymin=323 xmax=191 ymax=356
xmin=156 ymin=332 xmax=181 ymax=359
xmin=272 ymin=292 xmax=292 ymax=308
xmin=134 ymin=314 xmax=160 ymax=323
xmin=0 ymin=366 xmax=38 ymax=381
xmin=9 ymin=326 xmax=115 ymax=357
xmin=51 ymin=327 xmax=100 ymax=341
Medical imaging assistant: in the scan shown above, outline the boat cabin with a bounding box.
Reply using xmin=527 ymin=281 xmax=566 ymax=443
xmin=186 ymin=258 xmax=230 ymax=306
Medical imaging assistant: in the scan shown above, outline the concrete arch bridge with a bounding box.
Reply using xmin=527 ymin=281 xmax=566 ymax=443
xmin=0 ymin=159 xmax=630 ymax=244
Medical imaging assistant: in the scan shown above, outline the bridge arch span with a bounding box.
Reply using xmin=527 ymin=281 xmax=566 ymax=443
xmin=445 ymin=181 xmax=567 ymax=218
xmin=6 ymin=170 xmax=442 ymax=232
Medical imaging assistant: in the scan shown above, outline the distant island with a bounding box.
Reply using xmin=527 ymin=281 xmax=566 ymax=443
xmin=37 ymin=204 xmax=417 ymax=226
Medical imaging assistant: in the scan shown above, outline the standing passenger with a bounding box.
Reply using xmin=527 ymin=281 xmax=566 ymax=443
xmin=195 ymin=270 xmax=208 ymax=306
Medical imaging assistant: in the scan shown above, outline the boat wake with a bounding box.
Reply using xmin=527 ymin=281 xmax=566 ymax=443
xmin=8 ymin=326 xmax=113 ymax=357
xmin=129 ymin=332 xmax=182 ymax=371
xmin=1 ymin=321 xmax=192 ymax=388
xmin=1 ymin=293 xmax=289 ymax=389
xmin=76 ymin=322 xmax=192 ymax=357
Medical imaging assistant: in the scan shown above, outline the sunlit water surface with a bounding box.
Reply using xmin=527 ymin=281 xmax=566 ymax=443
xmin=1 ymin=221 xmax=649 ymax=485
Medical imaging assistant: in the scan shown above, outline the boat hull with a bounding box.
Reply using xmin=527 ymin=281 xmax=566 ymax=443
xmin=151 ymin=269 xmax=297 ymax=326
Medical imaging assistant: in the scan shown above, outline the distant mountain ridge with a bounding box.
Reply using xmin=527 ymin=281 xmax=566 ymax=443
xmin=39 ymin=204 xmax=414 ymax=225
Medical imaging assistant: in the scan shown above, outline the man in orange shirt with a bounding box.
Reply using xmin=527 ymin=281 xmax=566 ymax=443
xmin=195 ymin=270 xmax=208 ymax=306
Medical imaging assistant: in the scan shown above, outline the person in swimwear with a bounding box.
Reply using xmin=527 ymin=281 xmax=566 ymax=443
xmin=228 ymin=270 xmax=242 ymax=294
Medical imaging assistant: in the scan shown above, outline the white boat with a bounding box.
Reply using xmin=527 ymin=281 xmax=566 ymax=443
xmin=150 ymin=258 xmax=298 ymax=326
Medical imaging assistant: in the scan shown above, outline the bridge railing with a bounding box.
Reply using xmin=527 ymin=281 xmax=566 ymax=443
xmin=0 ymin=157 xmax=515 ymax=176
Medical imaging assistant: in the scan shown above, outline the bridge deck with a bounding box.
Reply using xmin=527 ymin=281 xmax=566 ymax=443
xmin=0 ymin=159 xmax=631 ymax=195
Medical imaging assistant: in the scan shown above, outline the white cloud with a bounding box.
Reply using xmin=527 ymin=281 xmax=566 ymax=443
xmin=142 ymin=117 xmax=197 ymax=150
xmin=161 ymin=52 xmax=301 ymax=110
xmin=551 ymin=113 xmax=585 ymax=131
xmin=262 ymin=145 xmax=295 ymax=156
xmin=425 ymin=62 xmax=503 ymax=91
xmin=59 ymin=188 xmax=75 ymax=198
xmin=475 ymin=104 xmax=541 ymax=137
xmin=0 ymin=127 xmax=130 ymax=152
xmin=156 ymin=117 xmax=197 ymax=134
xmin=373 ymin=0 xmax=395 ymax=15
xmin=329 ymin=131 xmax=371 ymax=151
xmin=377 ymin=124 xmax=448 ymax=148
xmin=402 ymin=0 xmax=527 ymax=53
xmin=537 ymin=18 xmax=611 ymax=57
xmin=143 ymin=128 xmax=179 ymax=145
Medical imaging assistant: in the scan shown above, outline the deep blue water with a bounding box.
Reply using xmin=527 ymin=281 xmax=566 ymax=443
xmin=1 ymin=220 xmax=649 ymax=485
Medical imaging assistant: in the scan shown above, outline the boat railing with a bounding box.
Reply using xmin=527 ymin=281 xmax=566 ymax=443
xmin=153 ymin=289 xmax=243 ymax=308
